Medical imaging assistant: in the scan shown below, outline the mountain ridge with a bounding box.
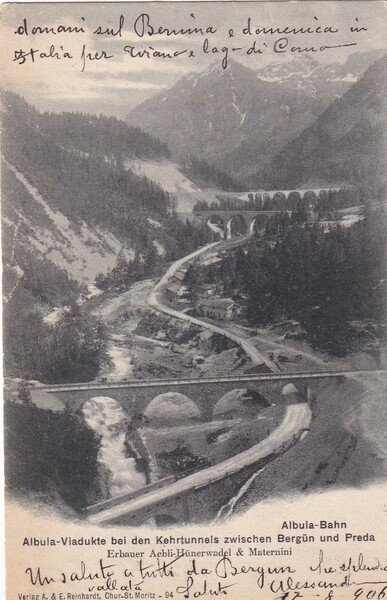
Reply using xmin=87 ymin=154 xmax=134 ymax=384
xmin=257 ymin=54 xmax=387 ymax=190
xmin=126 ymin=50 xmax=385 ymax=178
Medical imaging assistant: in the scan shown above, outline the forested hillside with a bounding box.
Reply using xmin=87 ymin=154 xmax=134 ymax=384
xmin=1 ymin=92 xmax=215 ymax=383
xmin=188 ymin=203 xmax=386 ymax=356
xmin=2 ymin=92 xmax=172 ymax=241
xmin=6 ymin=91 xmax=169 ymax=163
xmin=4 ymin=397 xmax=103 ymax=511
xmin=180 ymin=157 xmax=242 ymax=192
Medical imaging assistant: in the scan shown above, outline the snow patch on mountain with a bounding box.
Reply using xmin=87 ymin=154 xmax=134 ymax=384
xmin=126 ymin=159 xmax=200 ymax=194
xmin=153 ymin=240 xmax=165 ymax=256
xmin=232 ymin=92 xmax=246 ymax=126
xmin=329 ymin=73 xmax=358 ymax=83
xmin=148 ymin=217 xmax=162 ymax=228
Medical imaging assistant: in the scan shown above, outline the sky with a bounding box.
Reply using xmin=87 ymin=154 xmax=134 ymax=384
xmin=1 ymin=1 xmax=386 ymax=118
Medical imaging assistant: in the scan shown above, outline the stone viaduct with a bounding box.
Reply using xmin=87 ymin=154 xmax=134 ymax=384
xmin=28 ymin=371 xmax=346 ymax=420
xmin=86 ymin=448 xmax=279 ymax=526
xmin=195 ymin=210 xmax=293 ymax=237
xmin=195 ymin=187 xmax=345 ymax=238
xmin=248 ymin=187 xmax=343 ymax=203
xmin=85 ymin=402 xmax=313 ymax=526
xmin=29 ymin=369 xmax=381 ymax=526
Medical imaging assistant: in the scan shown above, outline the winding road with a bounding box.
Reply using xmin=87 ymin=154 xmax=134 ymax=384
xmin=88 ymin=402 xmax=311 ymax=525
xmin=87 ymin=240 xmax=314 ymax=525
xmin=83 ymin=236 xmax=386 ymax=523
xmin=147 ymin=241 xmax=279 ymax=371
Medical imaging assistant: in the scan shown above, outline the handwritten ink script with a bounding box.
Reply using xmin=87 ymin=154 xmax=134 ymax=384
xmin=21 ymin=550 xmax=387 ymax=600
xmin=9 ymin=12 xmax=370 ymax=72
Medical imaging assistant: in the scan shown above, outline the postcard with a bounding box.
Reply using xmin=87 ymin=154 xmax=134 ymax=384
xmin=1 ymin=2 xmax=386 ymax=598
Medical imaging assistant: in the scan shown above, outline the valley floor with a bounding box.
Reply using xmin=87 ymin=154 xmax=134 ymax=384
xmin=84 ymin=240 xmax=386 ymax=517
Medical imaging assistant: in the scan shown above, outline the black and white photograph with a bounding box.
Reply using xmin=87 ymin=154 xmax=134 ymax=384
xmin=1 ymin=0 xmax=386 ymax=547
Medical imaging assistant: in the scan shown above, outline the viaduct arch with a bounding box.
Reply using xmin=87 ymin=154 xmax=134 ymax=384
xmin=31 ymin=370 xmax=379 ymax=526
xmin=30 ymin=370 xmax=357 ymax=422
xmin=249 ymin=187 xmax=343 ymax=204
xmin=195 ymin=187 xmax=346 ymax=238
xmin=196 ymin=210 xmax=292 ymax=239
xmin=30 ymin=375 xmax=297 ymax=421
xmin=86 ymin=401 xmax=313 ymax=526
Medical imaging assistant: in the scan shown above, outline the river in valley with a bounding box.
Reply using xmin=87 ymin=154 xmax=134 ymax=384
xmin=82 ymin=396 xmax=146 ymax=498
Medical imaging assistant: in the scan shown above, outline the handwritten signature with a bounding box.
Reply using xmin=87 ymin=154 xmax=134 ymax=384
xmin=23 ymin=550 xmax=387 ymax=599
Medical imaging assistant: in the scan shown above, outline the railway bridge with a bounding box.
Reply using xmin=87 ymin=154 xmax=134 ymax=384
xmin=194 ymin=187 xmax=345 ymax=238
xmin=85 ymin=402 xmax=312 ymax=526
xmin=29 ymin=370 xmax=357 ymax=420
xmin=29 ymin=369 xmax=384 ymax=526
xmin=195 ymin=209 xmax=294 ymax=237
xmin=249 ymin=187 xmax=343 ymax=203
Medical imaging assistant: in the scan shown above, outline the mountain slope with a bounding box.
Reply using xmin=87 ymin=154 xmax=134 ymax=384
xmin=2 ymin=93 xmax=216 ymax=386
xmin=257 ymin=55 xmax=387 ymax=190
xmin=126 ymin=51 xmax=384 ymax=177
xmin=2 ymin=159 xmax=129 ymax=287
xmin=1 ymin=93 xmax=175 ymax=307
xmin=128 ymin=60 xmax=265 ymax=168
